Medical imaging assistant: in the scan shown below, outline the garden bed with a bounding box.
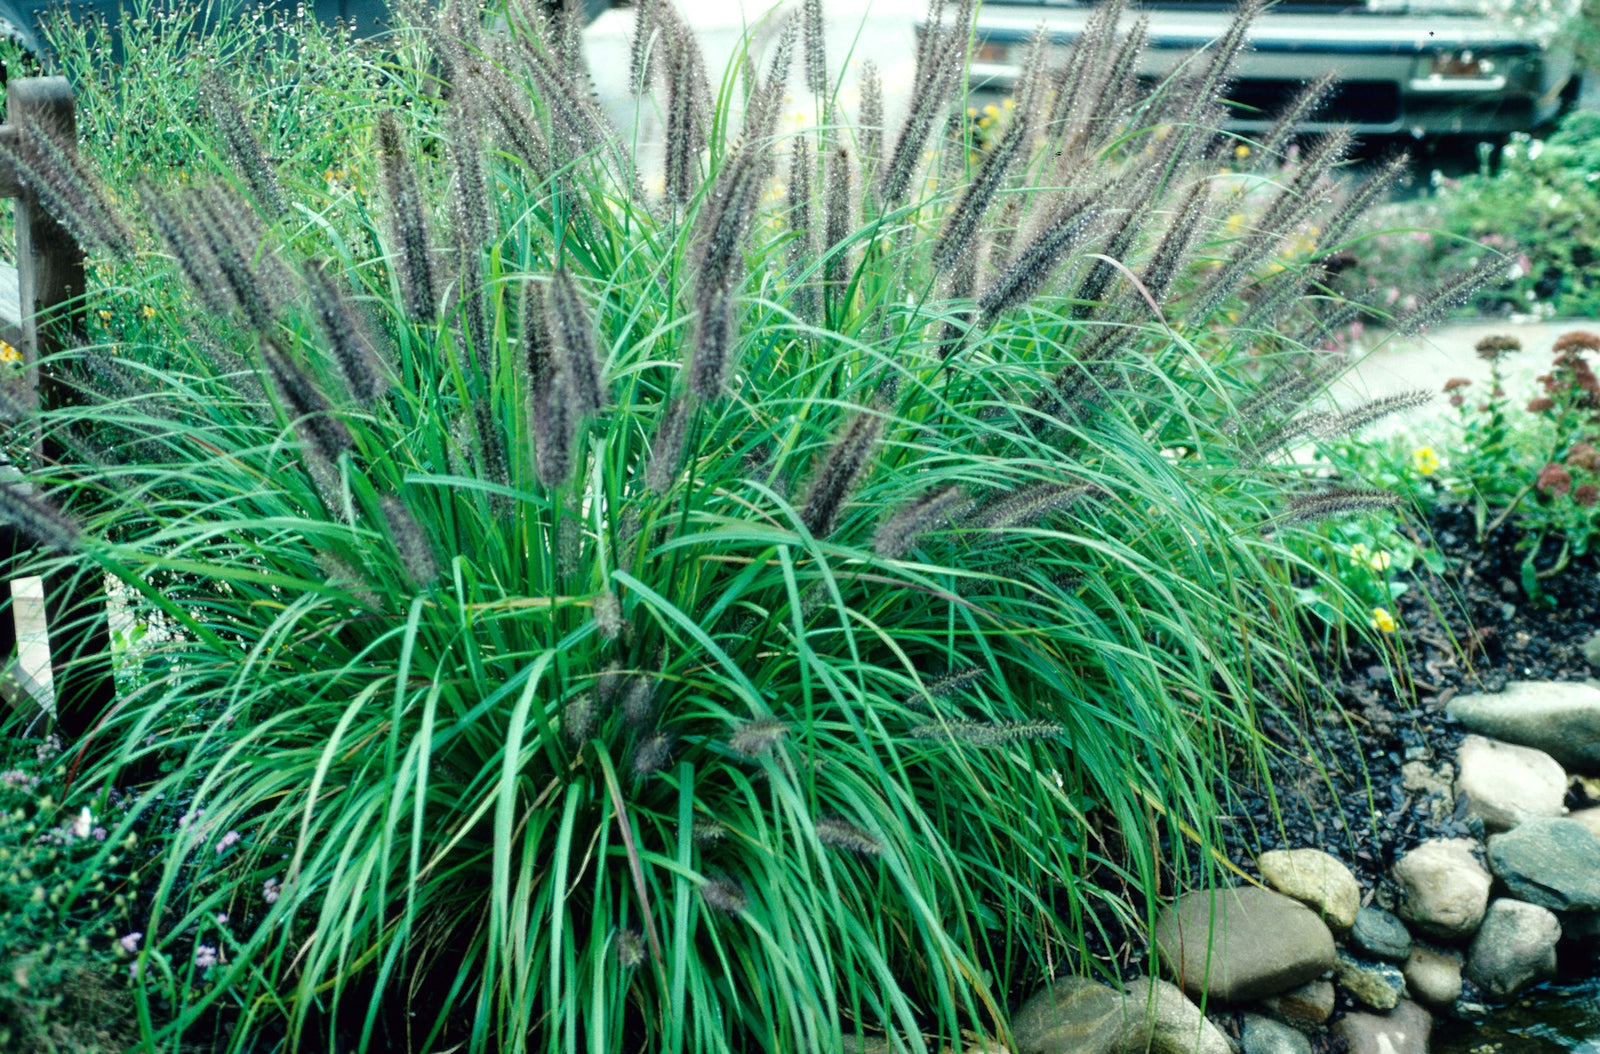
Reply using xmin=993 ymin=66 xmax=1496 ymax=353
xmin=1078 ymin=495 xmax=1600 ymax=1004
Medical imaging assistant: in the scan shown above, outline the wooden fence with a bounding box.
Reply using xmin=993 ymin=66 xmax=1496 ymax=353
xmin=0 ymin=77 xmax=116 ymax=751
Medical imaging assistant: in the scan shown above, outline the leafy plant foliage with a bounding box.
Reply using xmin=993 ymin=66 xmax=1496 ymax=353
xmin=0 ymin=0 xmax=1460 ymax=1048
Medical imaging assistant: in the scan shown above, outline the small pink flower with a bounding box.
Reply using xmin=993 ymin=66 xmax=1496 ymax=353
xmin=1539 ymin=462 xmax=1574 ymax=497
xmin=194 ymin=944 xmax=218 ymax=969
xmin=263 ymin=877 xmax=281 ymax=905
xmin=215 ymin=830 xmax=241 ymax=853
xmin=92 ymin=826 xmax=107 ymax=842
xmin=1384 ymin=286 xmax=1401 ymax=306
xmin=0 ymin=769 xmax=38 ymax=791
xmin=216 ymin=913 xmax=228 ymax=926
xmin=119 ymin=931 xmax=142 ymax=954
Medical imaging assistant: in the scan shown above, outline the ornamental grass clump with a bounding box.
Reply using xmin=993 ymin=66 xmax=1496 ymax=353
xmin=2 ymin=0 xmax=1491 ymax=1049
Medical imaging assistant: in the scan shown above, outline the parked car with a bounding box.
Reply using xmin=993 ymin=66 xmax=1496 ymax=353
xmin=953 ymin=0 xmax=1582 ymax=141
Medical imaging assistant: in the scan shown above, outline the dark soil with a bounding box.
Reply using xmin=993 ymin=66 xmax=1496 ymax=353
xmin=1077 ymin=500 xmax=1600 ymax=1000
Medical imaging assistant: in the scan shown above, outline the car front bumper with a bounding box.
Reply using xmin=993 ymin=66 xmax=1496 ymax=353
xmin=965 ymin=6 xmax=1577 ymax=137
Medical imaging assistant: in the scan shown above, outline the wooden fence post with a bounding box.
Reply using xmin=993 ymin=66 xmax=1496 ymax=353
xmin=8 ymin=78 xmax=116 ymax=747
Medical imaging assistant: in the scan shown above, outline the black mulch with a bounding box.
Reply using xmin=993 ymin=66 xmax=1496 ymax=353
xmin=1065 ymin=501 xmax=1600 ymax=1023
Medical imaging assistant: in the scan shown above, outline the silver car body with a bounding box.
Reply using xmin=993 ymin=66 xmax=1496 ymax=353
xmin=961 ymin=0 xmax=1581 ymax=137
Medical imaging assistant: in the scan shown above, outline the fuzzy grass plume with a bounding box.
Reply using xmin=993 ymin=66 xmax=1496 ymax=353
xmin=12 ymin=2 xmax=1424 ymax=1052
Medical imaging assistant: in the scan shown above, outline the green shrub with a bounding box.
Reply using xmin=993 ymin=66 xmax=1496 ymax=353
xmin=1411 ymin=329 xmax=1600 ymax=598
xmin=0 ymin=734 xmax=141 ymax=1053
xmin=0 ymin=0 xmax=1436 ymax=1048
xmin=1358 ymin=109 xmax=1600 ymax=319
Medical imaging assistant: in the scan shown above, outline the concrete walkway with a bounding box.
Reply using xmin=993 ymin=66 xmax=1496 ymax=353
xmin=1334 ymin=318 xmax=1600 ymax=441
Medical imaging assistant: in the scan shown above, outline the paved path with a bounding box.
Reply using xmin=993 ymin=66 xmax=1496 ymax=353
xmin=1335 ymin=318 xmax=1599 ymax=440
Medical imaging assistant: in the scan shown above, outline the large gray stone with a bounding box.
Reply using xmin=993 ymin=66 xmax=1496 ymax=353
xmin=1350 ymin=906 xmax=1412 ymax=964
xmin=1010 ymin=975 xmax=1230 ymax=1054
xmin=1449 ymin=681 xmax=1600 ymax=772
xmin=1391 ymin=838 xmax=1492 ymax=940
xmin=1010 ymin=978 xmax=1123 ymax=1054
xmin=1332 ymin=1001 xmax=1432 ymax=1054
xmin=1454 ymin=735 xmax=1567 ymax=832
xmin=1336 ymin=951 xmax=1407 ymax=1011
xmin=1465 ymin=898 xmax=1560 ymax=998
xmin=1153 ymin=887 xmax=1335 ymax=1003
xmin=1486 ymin=817 xmax=1600 ymax=912
xmin=1258 ymin=849 xmax=1361 ymax=931
xmin=1240 ymin=1014 xmax=1312 ymax=1054
xmin=1402 ymin=943 xmax=1463 ymax=1007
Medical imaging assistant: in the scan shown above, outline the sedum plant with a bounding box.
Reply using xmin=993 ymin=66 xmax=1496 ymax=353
xmin=0 ymin=0 xmax=1473 ymax=1048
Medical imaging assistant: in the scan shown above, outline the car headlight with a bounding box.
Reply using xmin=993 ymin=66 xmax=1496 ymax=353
xmin=974 ymin=40 xmax=1011 ymax=64
xmin=1410 ymin=49 xmax=1508 ymax=91
xmin=1423 ymin=49 xmax=1497 ymax=78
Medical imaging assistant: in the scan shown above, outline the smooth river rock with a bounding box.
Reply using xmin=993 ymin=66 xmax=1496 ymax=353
xmin=1391 ymin=838 xmax=1492 ymax=940
xmin=1261 ymin=979 xmax=1335 ymax=1030
xmin=1336 ymin=951 xmax=1407 ymax=1011
xmin=1454 ymin=735 xmax=1567 ymax=832
xmin=1402 ymin=943 xmax=1464 ymax=1007
xmin=1449 ymin=681 xmax=1600 ymax=772
xmin=1009 ymin=975 xmax=1230 ymax=1054
xmin=1240 ymin=1014 xmax=1312 ymax=1054
xmin=1465 ymin=898 xmax=1560 ymax=997
xmin=1350 ymin=906 xmax=1413 ymax=963
xmin=1153 ymin=887 xmax=1335 ymax=1003
xmin=1486 ymin=817 xmax=1600 ymax=912
xmin=1258 ymin=848 xmax=1361 ymax=931
xmin=1332 ymin=1001 xmax=1432 ymax=1054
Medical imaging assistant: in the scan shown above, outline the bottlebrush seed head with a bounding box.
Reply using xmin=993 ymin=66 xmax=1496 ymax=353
xmin=813 ymin=817 xmax=882 ymax=856
xmin=700 ymin=878 xmax=748 ymax=914
xmin=728 ymin=717 xmax=789 ymax=757
xmin=631 ymin=730 xmax=673 ymax=779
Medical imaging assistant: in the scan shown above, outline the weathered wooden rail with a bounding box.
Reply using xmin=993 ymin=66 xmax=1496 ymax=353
xmin=0 ymin=77 xmax=116 ymax=751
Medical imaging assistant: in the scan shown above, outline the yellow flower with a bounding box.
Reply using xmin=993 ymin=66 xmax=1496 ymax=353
xmin=141 ymin=305 xmax=156 ymax=319
xmin=0 ymin=340 xmax=21 ymax=364
xmin=1368 ymin=550 xmax=1393 ymax=572
xmin=1412 ymin=446 xmax=1440 ymax=475
xmin=1234 ymin=143 xmax=1250 ymax=159
xmin=982 ymin=104 xmax=1000 ymax=118
xmin=1349 ymin=543 xmax=1371 ymax=564
xmin=1369 ymin=607 xmax=1397 ymax=633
